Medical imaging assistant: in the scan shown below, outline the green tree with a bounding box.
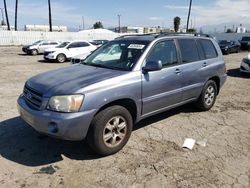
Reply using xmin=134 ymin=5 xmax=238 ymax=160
xmin=187 ymin=28 xmax=196 ymax=33
xmin=174 ymin=17 xmax=181 ymax=32
xmin=93 ymin=21 xmax=104 ymax=29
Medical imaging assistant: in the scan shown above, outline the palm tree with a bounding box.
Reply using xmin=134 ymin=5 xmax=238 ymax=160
xmin=48 ymin=0 xmax=52 ymax=32
xmin=3 ymin=0 xmax=10 ymax=30
xmin=15 ymin=0 xmax=18 ymax=31
xmin=174 ymin=17 xmax=181 ymax=32
xmin=186 ymin=0 xmax=193 ymax=32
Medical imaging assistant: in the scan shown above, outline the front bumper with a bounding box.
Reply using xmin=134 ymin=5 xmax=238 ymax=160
xmin=17 ymin=95 xmax=96 ymax=141
xmin=44 ymin=53 xmax=56 ymax=60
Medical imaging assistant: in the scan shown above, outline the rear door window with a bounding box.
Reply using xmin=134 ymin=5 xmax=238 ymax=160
xmin=199 ymin=39 xmax=218 ymax=59
xmin=78 ymin=42 xmax=90 ymax=47
xmin=178 ymin=39 xmax=200 ymax=63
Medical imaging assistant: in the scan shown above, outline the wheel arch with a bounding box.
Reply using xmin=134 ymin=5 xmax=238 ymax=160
xmin=95 ymin=98 xmax=138 ymax=124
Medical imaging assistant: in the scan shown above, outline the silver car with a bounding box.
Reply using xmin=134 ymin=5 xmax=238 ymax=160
xmin=22 ymin=40 xmax=60 ymax=55
xmin=18 ymin=34 xmax=227 ymax=156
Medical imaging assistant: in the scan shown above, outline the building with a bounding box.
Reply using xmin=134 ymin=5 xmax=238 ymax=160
xmin=24 ymin=25 xmax=67 ymax=32
xmin=0 ymin=25 xmax=15 ymax=30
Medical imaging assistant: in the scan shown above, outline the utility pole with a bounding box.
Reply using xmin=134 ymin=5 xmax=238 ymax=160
xmin=48 ymin=0 xmax=52 ymax=32
xmin=186 ymin=0 xmax=193 ymax=32
xmin=15 ymin=0 xmax=18 ymax=30
xmin=0 ymin=8 xmax=5 ymax=25
xmin=3 ymin=0 xmax=10 ymax=30
xmin=118 ymin=14 xmax=121 ymax=33
xmin=82 ymin=16 xmax=85 ymax=30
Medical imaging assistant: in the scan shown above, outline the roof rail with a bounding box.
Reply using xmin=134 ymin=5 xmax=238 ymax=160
xmin=115 ymin=33 xmax=158 ymax=39
xmin=155 ymin=32 xmax=213 ymax=38
xmin=114 ymin=32 xmax=214 ymax=40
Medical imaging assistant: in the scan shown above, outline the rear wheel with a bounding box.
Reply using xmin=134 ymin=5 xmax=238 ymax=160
xmin=87 ymin=105 xmax=133 ymax=156
xmin=196 ymin=80 xmax=217 ymax=111
xmin=56 ymin=54 xmax=66 ymax=63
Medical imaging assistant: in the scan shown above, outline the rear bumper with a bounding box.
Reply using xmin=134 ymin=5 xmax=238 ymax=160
xmin=17 ymin=95 xmax=96 ymax=141
xmin=220 ymin=74 xmax=227 ymax=88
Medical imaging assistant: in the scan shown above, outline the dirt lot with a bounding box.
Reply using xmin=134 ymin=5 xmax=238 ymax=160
xmin=0 ymin=46 xmax=249 ymax=188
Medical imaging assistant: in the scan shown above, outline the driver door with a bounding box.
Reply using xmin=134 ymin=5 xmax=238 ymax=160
xmin=142 ymin=39 xmax=183 ymax=116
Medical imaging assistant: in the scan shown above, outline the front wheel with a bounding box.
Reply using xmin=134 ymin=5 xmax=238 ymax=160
xmin=196 ymin=80 xmax=217 ymax=111
xmin=87 ymin=105 xmax=133 ymax=156
xmin=56 ymin=54 xmax=66 ymax=63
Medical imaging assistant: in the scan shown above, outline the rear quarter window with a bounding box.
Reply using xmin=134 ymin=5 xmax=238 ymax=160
xmin=199 ymin=39 xmax=218 ymax=59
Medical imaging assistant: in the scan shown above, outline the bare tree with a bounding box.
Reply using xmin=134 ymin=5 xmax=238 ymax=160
xmin=15 ymin=0 xmax=18 ymax=31
xmin=3 ymin=0 xmax=10 ymax=30
xmin=48 ymin=0 xmax=52 ymax=32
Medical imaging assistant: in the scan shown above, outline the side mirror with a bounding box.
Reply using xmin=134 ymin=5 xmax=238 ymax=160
xmin=142 ymin=60 xmax=162 ymax=73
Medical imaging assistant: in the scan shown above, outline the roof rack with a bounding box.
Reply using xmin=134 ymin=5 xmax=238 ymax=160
xmin=115 ymin=33 xmax=158 ymax=39
xmin=154 ymin=32 xmax=213 ymax=38
xmin=114 ymin=32 xmax=214 ymax=40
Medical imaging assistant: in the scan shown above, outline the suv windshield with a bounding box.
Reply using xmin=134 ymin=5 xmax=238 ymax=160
xmin=57 ymin=42 xmax=70 ymax=48
xmin=82 ymin=40 xmax=149 ymax=71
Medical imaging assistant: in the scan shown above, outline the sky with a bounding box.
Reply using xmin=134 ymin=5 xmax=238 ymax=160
xmin=1 ymin=0 xmax=250 ymax=31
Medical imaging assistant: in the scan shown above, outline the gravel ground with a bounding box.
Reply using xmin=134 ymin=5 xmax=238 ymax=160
xmin=0 ymin=47 xmax=249 ymax=188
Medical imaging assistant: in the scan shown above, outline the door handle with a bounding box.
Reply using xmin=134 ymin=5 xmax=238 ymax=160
xmin=175 ymin=68 xmax=181 ymax=74
xmin=202 ymin=62 xmax=207 ymax=67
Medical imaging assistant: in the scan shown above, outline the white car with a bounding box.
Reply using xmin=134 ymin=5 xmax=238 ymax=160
xmin=44 ymin=41 xmax=97 ymax=63
xmin=71 ymin=43 xmax=121 ymax=65
xmin=240 ymin=54 xmax=250 ymax=73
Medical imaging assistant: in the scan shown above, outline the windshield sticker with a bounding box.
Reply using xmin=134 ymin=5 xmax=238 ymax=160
xmin=128 ymin=44 xmax=145 ymax=49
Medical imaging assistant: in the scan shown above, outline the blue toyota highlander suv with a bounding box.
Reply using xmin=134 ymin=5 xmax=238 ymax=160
xmin=17 ymin=33 xmax=227 ymax=156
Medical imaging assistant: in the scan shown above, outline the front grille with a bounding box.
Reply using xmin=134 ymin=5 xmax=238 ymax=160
xmin=44 ymin=52 xmax=50 ymax=56
xmin=23 ymin=85 xmax=43 ymax=109
xmin=71 ymin=58 xmax=81 ymax=64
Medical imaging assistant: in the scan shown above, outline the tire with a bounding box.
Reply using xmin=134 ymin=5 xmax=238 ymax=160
xmin=87 ymin=105 xmax=133 ymax=156
xmin=56 ymin=54 xmax=66 ymax=63
xmin=31 ymin=49 xmax=38 ymax=55
xmin=196 ymin=80 xmax=218 ymax=111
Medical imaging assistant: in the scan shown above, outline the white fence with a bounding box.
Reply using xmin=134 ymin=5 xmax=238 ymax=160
xmin=2 ymin=31 xmax=250 ymax=46
xmin=0 ymin=30 xmax=120 ymax=45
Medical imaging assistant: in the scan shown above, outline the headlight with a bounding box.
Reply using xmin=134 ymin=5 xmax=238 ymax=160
xmin=225 ymin=46 xmax=228 ymax=49
xmin=47 ymin=95 xmax=84 ymax=112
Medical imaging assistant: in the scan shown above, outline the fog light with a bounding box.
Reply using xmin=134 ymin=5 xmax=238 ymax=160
xmin=48 ymin=122 xmax=58 ymax=133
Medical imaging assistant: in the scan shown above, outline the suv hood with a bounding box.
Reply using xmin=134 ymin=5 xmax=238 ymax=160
xmin=26 ymin=65 xmax=127 ymax=97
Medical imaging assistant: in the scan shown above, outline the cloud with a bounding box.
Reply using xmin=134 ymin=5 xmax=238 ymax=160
xmin=164 ymin=0 xmax=250 ymax=27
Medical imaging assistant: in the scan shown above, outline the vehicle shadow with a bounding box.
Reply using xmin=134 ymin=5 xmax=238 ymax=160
xmin=134 ymin=104 xmax=198 ymax=131
xmin=0 ymin=104 xmax=198 ymax=167
xmin=227 ymin=68 xmax=250 ymax=78
xmin=18 ymin=53 xmax=32 ymax=56
xmin=0 ymin=117 xmax=97 ymax=167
